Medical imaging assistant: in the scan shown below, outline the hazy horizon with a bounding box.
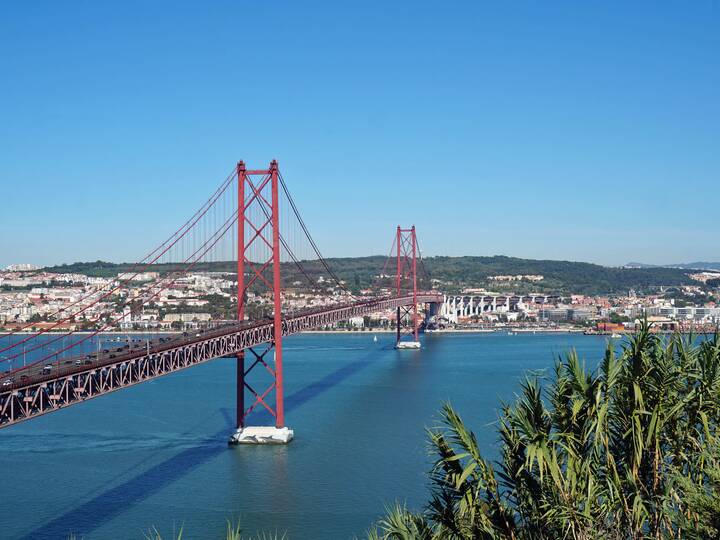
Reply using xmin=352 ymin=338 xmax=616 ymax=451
xmin=5 ymin=254 xmax=720 ymax=271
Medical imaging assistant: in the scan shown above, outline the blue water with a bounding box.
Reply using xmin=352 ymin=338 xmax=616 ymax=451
xmin=0 ymin=332 xmax=613 ymax=539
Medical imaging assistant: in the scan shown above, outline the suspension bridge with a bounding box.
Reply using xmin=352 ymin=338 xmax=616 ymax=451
xmin=0 ymin=160 xmax=442 ymax=443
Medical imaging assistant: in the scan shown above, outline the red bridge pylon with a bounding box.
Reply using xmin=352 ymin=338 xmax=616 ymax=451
xmin=231 ymin=160 xmax=292 ymax=444
xmin=394 ymin=225 xmax=421 ymax=349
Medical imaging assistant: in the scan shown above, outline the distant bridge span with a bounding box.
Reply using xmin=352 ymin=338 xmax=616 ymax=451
xmin=441 ymin=294 xmax=562 ymax=322
xmin=0 ymin=293 xmax=442 ymax=429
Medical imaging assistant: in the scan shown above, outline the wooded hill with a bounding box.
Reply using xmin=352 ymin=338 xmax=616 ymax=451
xmin=43 ymin=255 xmax=697 ymax=296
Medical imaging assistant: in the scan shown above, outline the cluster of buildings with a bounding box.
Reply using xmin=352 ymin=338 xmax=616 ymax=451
xmin=3 ymin=264 xmax=41 ymax=272
xmin=439 ymin=282 xmax=720 ymax=333
xmin=0 ymin=266 xmax=391 ymax=332
xmin=0 ymin=268 xmax=238 ymax=332
xmin=3 ymin=263 xmax=720 ymax=334
xmin=688 ymin=272 xmax=720 ymax=284
xmin=488 ymin=274 xmax=544 ymax=282
xmin=1 ymin=270 xmax=109 ymax=330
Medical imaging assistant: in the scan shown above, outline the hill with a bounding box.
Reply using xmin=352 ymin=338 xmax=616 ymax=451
xmin=44 ymin=256 xmax=697 ymax=296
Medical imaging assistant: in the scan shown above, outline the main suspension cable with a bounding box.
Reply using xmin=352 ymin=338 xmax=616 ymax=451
xmin=5 ymin=212 xmax=239 ymax=373
xmin=1 ymin=168 xmax=237 ymax=343
xmin=0 ymin=168 xmax=238 ymax=353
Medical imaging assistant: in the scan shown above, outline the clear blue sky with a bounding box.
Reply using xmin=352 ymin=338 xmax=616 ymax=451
xmin=1 ymin=1 xmax=718 ymax=268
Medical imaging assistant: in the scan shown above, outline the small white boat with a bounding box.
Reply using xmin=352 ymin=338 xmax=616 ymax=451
xmin=373 ymin=335 xmax=378 ymax=342
xmin=611 ymin=333 xmax=622 ymax=338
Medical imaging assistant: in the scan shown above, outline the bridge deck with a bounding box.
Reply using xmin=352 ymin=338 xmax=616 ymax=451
xmin=0 ymin=293 xmax=442 ymax=428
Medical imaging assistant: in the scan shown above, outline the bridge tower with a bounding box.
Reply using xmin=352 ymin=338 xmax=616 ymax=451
xmin=230 ymin=160 xmax=293 ymax=444
xmin=395 ymin=225 xmax=421 ymax=349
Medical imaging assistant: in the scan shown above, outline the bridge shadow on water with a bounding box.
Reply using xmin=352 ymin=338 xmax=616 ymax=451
xmin=22 ymin=351 xmax=378 ymax=540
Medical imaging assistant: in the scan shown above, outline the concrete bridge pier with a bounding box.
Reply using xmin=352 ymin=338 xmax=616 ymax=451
xmin=229 ymin=426 xmax=294 ymax=444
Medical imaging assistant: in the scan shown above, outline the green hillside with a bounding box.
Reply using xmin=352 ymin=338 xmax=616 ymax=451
xmin=43 ymin=255 xmax=696 ymax=296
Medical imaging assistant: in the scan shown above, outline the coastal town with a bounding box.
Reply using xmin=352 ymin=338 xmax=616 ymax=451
xmin=3 ymin=263 xmax=719 ymax=335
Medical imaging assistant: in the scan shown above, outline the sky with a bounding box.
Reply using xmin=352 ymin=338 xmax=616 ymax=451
xmin=0 ymin=1 xmax=718 ymax=268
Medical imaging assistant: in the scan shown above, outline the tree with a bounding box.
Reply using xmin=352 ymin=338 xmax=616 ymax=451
xmin=671 ymin=449 xmax=720 ymax=538
xmin=368 ymin=323 xmax=720 ymax=539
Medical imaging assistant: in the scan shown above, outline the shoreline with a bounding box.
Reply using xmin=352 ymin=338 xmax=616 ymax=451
xmin=0 ymin=328 xmax=707 ymax=337
xmin=0 ymin=328 xmax=586 ymax=336
xmin=0 ymin=330 xmax=184 ymax=335
xmin=297 ymin=328 xmax=586 ymax=334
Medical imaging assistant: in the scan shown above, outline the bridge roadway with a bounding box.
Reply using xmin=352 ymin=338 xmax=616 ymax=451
xmin=0 ymin=293 xmax=442 ymax=428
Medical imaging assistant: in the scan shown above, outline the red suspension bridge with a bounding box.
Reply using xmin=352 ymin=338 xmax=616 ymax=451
xmin=0 ymin=160 xmax=442 ymax=443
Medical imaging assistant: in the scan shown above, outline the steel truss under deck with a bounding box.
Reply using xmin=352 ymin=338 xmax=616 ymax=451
xmin=0 ymin=293 xmax=442 ymax=428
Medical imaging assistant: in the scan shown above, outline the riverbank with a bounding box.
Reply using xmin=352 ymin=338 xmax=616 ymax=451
xmin=0 ymin=330 xmax=184 ymax=335
xmin=303 ymin=327 xmax=586 ymax=334
xmin=0 ymin=327 xmax=591 ymax=336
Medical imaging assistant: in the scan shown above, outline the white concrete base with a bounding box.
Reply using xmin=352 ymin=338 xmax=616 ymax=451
xmin=396 ymin=341 xmax=421 ymax=350
xmin=228 ymin=426 xmax=294 ymax=445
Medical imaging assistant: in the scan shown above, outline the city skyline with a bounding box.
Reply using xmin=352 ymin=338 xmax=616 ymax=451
xmin=1 ymin=1 xmax=718 ymax=268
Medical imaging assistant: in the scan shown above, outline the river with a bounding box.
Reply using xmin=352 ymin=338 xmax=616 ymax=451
xmin=0 ymin=332 xmax=614 ymax=539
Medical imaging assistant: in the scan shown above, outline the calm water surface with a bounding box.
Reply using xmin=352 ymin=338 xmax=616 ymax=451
xmin=0 ymin=332 xmax=615 ymax=539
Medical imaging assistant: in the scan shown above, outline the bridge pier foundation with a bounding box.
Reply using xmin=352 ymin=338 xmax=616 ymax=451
xmin=229 ymin=426 xmax=294 ymax=445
